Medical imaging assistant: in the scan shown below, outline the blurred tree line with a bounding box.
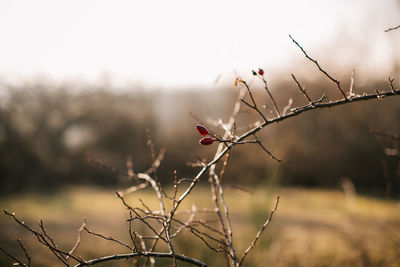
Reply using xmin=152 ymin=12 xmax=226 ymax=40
xmin=0 ymin=78 xmax=399 ymax=196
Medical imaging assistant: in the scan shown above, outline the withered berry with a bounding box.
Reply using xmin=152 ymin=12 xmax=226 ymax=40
xmin=196 ymin=125 xmax=209 ymax=136
xmin=199 ymin=137 xmax=214 ymax=145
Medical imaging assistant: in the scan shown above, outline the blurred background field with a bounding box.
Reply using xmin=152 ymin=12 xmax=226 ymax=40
xmin=1 ymin=186 xmax=399 ymax=266
xmin=1 ymin=80 xmax=400 ymax=195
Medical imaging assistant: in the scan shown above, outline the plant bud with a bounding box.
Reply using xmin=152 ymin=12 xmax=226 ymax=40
xmin=258 ymin=68 xmax=264 ymax=75
xmin=252 ymin=70 xmax=257 ymax=76
xmin=199 ymin=137 xmax=214 ymax=145
xmin=196 ymin=125 xmax=209 ymax=136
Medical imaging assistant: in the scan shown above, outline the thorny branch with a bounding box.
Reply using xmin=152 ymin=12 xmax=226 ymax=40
xmin=289 ymin=34 xmax=347 ymax=99
xmin=2 ymin=32 xmax=400 ymax=267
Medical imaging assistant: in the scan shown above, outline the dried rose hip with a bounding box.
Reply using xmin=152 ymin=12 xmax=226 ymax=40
xmin=199 ymin=137 xmax=214 ymax=145
xmin=258 ymin=68 xmax=264 ymax=75
xmin=196 ymin=125 xmax=209 ymax=136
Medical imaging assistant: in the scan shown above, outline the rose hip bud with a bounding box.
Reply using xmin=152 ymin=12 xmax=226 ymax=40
xmin=199 ymin=137 xmax=214 ymax=145
xmin=196 ymin=125 xmax=209 ymax=136
xmin=258 ymin=68 xmax=264 ymax=75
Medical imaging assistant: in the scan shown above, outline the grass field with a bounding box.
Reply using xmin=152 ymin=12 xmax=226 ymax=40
xmin=1 ymin=186 xmax=399 ymax=266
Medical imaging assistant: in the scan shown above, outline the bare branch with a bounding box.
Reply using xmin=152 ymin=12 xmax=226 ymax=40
xmin=86 ymin=153 xmax=127 ymax=177
xmin=239 ymin=195 xmax=280 ymax=265
xmin=73 ymin=252 xmax=208 ymax=267
xmin=189 ymin=220 xmax=225 ymax=237
xmin=66 ymin=220 xmax=87 ymax=260
xmin=126 ymin=156 xmax=135 ymax=179
xmin=0 ymin=246 xmax=27 ymax=267
xmin=218 ymin=152 xmax=230 ymax=182
xmin=282 ymin=98 xmax=293 ymax=115
xmin=291 ymin=74 xmax=313 ymax=103
xmin=255 ymin=137 xmax=281 ymax=162
xmin=3 ymin=210 xmax=83 ymax=264
xmin=128 ymin=211 xmax=139 ymax=251
xmin=289 ymin=34 xmax=347 ymax=99
xmin=116 ymin=192 xmax=169 ymax=244
xmin=388 ymin=77 xmax=397 ymax=93
xmin=260 ymin=75 xmax=281 ymax=117
xmin=349 ymin=69 xmax=356 ymax=96
xmin=384 ymin=24 xmax=400 ymax=32
xmin=39 ymin=220 xmax=58 ymax=250
xmin=118 ymin=182 xmax=149 ymax=196
xmin=170 ymin=206 xmax=196 ymax=238
xmin=84 ymin=224 xmax=133 ymax=251
xmin=17 ymin=239 xmax=31 ymax=267
xmin=209 ymin=165 xmax=237 ymax=263
xmin=189 ymin=229 xmax=225 ymax=254
xmin=222 ymin=184 xmax=252 ymax=195
xmin=240 ymin=80 xmax=268 ymax=122
xmin=145 ymin=148 xmax=166 ymax=176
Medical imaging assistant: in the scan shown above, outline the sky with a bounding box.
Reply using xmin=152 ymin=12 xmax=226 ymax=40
xmin=0 ymin=0 xmax=399 ymax=90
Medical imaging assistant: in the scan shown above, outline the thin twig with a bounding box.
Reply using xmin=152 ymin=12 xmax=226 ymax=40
xmin=282 ymin=98 xmax=293 ymax=115
xmin=189 ymin=220 xmax=225 ymax=237
xmin=115 ymin=192 xmax=169 ymax=244
xmin=17 ymin=239 xmax=31 ymax=267
xmin=289 ymin=34 xmax=347 ymax=99
xmin=388 ymin=77 xmax=397 ymax=93
xmin=255 ymin=136 xmax=281 ymax=162
xmin=240 ymin=80 xmax=268 ymax=122
xmin=128 ymin=211 xmax=138 ymax=251
xmin=213 ymin=172 xmax=238 ymax=263
xmin=260 ymin=75 xmax=281 ymax=117
xmin=384 ymin=24 xmax=400 ymax=32
xmin=3 ymin=210 xmax=83 ymax=264
xmin=66 ymin=220 xmax=87 ymax=260
xmin=239 ymin=195 xmax=280 ymax=265
xmin=189 ymin=229 xmax=225 ymax=254
xmin=39 ymin=220 xmax=58 ymax=250
xmin=291 ymin=74 xmax=313 ymax=102
xmin=349 ymin=69 xmax=356 ymax=96
xmin=73 ymin=252 xmax=208 ymax=267
xmin=170 ymin=206 xmax=196 ymax=238
xmin=0 ymin=246 xmax=27 ymax=266
xmin=118 ymin=182 xmax=149 ymax=196
xmin=84 ymin=225 xmax=133 ymax=251
xmin=209 ymin=176 xmax=227 ymax=239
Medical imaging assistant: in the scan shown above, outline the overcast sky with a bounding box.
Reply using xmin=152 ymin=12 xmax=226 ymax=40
xmin=0 ymin=0 xmax=399 ymax=89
